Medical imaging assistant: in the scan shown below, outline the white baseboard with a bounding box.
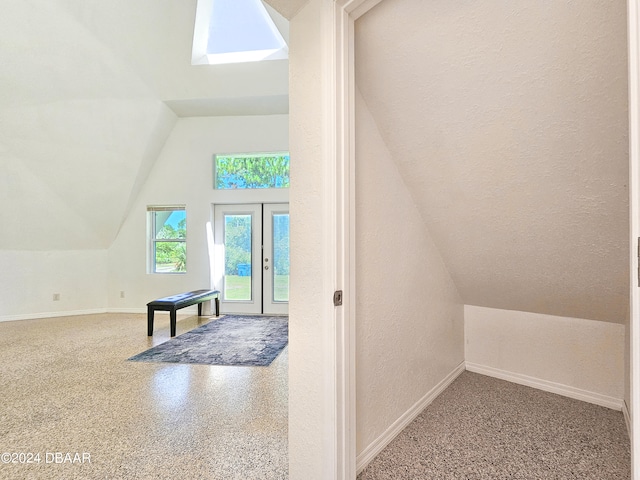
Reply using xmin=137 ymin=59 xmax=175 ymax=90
xmin=356 ymin=361 xmax=466 ymax=474
xmin=465 ymin=362 xmax=624 ymax=411
xmin=0 ymin=309 xmax=107 ymax=323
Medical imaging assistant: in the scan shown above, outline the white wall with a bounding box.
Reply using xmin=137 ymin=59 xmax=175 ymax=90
xmin=287 ymin=0 xmax=338 ymax=477
xmin=107 ymin=114 xmax=289 ymax=312
xmin=355 ymin=89 xmax=465 ymax=467
xmin=0 ymin=250 xmax=107 ymax=321
xmin=465 ymin=305 xmax=625 ymax=409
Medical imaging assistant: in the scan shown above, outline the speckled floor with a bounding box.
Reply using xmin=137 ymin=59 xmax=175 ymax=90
xmin=0 ymin=313 xmax=288 ymax=480
xmin=358 ymin=371 xmax=630 ymax=480
xmin=2 ymin=315 xmax=631 ymax=480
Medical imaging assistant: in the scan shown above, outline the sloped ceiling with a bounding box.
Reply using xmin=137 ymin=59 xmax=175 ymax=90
xmin=263 ymin=0 xmax=308 ymax=20
xmin=355 ymin=0 xmax=629 ymax=323
xmin=0 ymin=0 xmax=289 ymax=250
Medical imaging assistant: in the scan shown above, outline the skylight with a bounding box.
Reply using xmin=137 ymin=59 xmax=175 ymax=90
xmin=192 ymin=0 xmax=288 ymax=65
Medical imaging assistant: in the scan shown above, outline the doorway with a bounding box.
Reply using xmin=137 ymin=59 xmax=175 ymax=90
xmin=213 ymin=203 xmax=289 ymax=315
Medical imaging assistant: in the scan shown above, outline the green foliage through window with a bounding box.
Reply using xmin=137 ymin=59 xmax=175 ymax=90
xmin=214 ymin=153 xmax=290 ymax=189
xmin=223 ymin=215 xmax=251 ymax=276
xmin=272 ymin=214 xmax=289 ymax=276
xmin=149 ymin=207 xmax=187 ymax=273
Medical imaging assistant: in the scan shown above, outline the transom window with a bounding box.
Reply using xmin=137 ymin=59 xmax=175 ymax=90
xmin=148 ymin=206 xmax=186 ymax=274
xmin=213 ymin=153 xmax=290 ymax=189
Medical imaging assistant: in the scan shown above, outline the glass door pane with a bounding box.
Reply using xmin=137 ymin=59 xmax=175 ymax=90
xmin=272 ymin=213 xmax=289 ymax=302
xmin=263 ymin=204 xmax=289 ymax=315
xmin=213 ymin=204 xmax=262 ymax=314
xmin=223 ymin=214 xmax=252 ymax=301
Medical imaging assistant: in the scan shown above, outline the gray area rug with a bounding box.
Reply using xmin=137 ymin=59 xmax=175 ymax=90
xmin=128 ymin=315 xmax=288 ymax=367
xmin=358 ymin=371 xmax=630 ymax=479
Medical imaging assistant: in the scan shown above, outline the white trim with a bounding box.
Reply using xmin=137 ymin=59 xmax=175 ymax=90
xmin=629 ymin=0 xmax=640 ymax=477
xmin=213 ymin=203 xmax=263 ymax=315
xmin=0 ymin=309 xmax=107 ymax=323
xmin=328 ymin=1 xmax=352 ymax=478
xmin=263 ymin=203 xmax=290 ymax=315
xmin=191 ymin=0 xmax=214 ymax=65
xmin=328 ymin=1 xmax=385 ymax=477
xmin=205 ymin=48 xmax=288 ymax=65
xmin=465 ymin=362 xmax=624 ymax=411
xmin=626 ymin=400 xmax=633 ymax=439
xmin=356 ymin=362 xmax=466 ymax=474
xmin=326 ymin=1 xmax=350 ymax=478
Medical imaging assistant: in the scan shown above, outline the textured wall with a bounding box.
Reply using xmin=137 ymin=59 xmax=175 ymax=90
xmin=287 ymin=0 xmax=333 ymax=477
xmin=465 ymin=305 xmax=625 ymax=401
xmin=0 ymin=250 xmax=108 ymax=321
xmin=356 ymin=0 xmax=629 ymax=324
xmin=356 ymin=89 xmax=464 ymax=454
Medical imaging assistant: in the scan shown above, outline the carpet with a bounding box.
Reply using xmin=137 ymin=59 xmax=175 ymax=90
xmin=127 ymin=315 xmax=288 ymax=367
xmin=357 ymin=371 xmax=630 ymax=479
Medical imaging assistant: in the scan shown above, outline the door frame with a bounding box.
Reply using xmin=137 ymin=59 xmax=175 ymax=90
xmin=213 ymin=203 xmax=263 ymax=314
xmin=326 ymin=1 xmax=384 ymax=478
xmin=628 ymin=1 xmax=640 ymax=477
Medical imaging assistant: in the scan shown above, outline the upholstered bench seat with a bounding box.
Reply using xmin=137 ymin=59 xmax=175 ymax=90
xmin=147 ymin=289 xmax=220 ymax=337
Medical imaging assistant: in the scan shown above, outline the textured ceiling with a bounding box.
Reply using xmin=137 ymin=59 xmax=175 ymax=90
xmin=355 ymin=0 xmax=629 ymax=323
xmin=0 ymin=0 xmax=289 ymax=249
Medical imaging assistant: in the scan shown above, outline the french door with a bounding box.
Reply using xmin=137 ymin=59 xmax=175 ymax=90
xmin=213 ymin=203 xmax=289 ymax=315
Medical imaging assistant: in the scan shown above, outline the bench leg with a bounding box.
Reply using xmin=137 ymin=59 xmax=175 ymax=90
xmin=197 ymin=302 xmax=203 ymax=317
xmin=215 ymin=296 xmax=220 ymax=316
xmin=170 ymin=310 xmax=177 ymax=337
xmin=147 ymin=306 xmax=155 ymax=336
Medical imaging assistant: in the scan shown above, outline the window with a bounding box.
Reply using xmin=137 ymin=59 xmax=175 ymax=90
xmin=214 ymin=153 xmax=290 ymax=189
xmin=148 ymin=206 xmax=186 ymax=273
xmin=192 ymin=0 xmax=288 ymax=65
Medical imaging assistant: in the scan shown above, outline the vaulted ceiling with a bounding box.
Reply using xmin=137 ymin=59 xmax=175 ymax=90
xmin=1 ymin=0 xmax=629 ymax=323
xmin=0 ymin=0 xmax=288 ymax=250
xmin=355 ymin=0 xmax=629 ymax=323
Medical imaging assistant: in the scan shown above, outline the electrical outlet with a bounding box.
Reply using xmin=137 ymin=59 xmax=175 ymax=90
xmin=120 ymin=291 xmax=125 ymax=298
xmin=53 ymin=293 xmax=60 ymax=301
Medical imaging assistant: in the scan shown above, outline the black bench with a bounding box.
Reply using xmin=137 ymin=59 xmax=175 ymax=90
xmin=147 ymin=289 xmax=220 ymax=337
